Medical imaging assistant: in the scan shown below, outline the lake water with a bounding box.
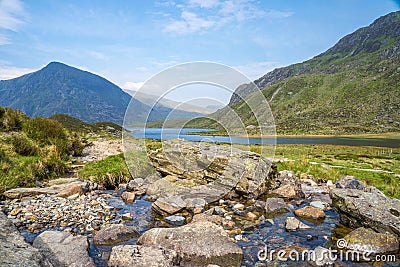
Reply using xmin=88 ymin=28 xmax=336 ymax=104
xmin=129 ymin=128 xmax=400 ymax=148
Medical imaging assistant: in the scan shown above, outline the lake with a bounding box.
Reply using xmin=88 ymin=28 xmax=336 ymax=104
xmin=129 ymin=128 xmax=400 ymax=148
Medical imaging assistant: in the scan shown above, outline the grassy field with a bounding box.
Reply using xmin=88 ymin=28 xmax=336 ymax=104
xmin=269 ymin=144 xmax=399 ymax=198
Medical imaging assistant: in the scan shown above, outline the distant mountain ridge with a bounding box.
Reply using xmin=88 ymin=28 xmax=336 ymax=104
xmin=229 ymin=11 xmax=400 ymax=106
xmin=220 ymin=11 xmax=400 ymax=134
xmin=0 ymin=62 xmax=203 ymax=125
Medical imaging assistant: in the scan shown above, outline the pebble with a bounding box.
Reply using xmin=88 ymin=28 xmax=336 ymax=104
xmin=233 ymin=203 xmax=245 ymax=210
xmin=2 ymin=193 xmax=116 ymax=234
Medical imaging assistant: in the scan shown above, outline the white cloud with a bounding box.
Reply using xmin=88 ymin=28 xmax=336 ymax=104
xmin=0 ymin=66 xmax=36 ymax=80
xmin=0 ymin=34 xmax=10 ymax=45
xmin=235 ymin=61 xmax=280 ymax=80
xmin=162 ymin=0 xmax=293 ymax=34
xmin=0 ymin=0 xmax=25 ymax=45
xmin=188 ymin=0 xmax=220 ymax=8
xmin=164 ymin=11 xmax=215 ymax=34
xmin=123 ymin=81 xmax=145 ymax=91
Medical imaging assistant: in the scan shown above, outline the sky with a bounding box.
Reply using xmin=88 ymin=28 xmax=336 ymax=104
xmin=0 ymin=0 xmax=399 ymax=104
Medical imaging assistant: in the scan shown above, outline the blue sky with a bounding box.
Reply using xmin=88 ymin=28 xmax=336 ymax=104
xmin=0 ymin=0 xmax=399 ymax=103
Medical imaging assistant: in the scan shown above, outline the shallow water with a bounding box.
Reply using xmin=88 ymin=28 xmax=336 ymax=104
xmin=18 ymin=192 xmax=399 ymax=266
xmin=129 ymin=128 xmax=400 ymax=148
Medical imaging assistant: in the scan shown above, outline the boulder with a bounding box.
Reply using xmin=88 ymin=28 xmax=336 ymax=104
xmin=271 ymin=184 xmax=298 ymax=199
xmin=93 ymin=224 xmax=139 ymax=246
xmin=294 ymin=206 xmax=325 ymax=220
xmin=165 ymin=215 xmax=186 ymax=226
xmin=265 ymin=198 xmax=288 ymax=214
xmin=276 ymin=170 xmax=299 ymax=186
xmin=0 ymin=211 xmax=52 ymax=267
xmin=285 ymin=217 xmax=311 ymax=231
xmin=4 ymin=187 xmax=59 ymax=199
xmin=335 ymin=176 xmax=365 ymax=190
xmin=330 ymin=188 xmax=400 ymax=237
xmin=148 ymin=140 xmax=278 ymax=199
xmin=32 ymin=230 xmax=94 ymax=267
xmin=121 ymin=191 xmax=136 ymax=203
xmin=138 ymin=221 xmax=243 ymax=266
xmin=108 ymin=244 xmax=180 ymax=267
xmin=191 ymin=213 xmax=235 ymax=230
xmin=57 ymin=182 xmax=86 ymax=198
xmin=152 ymin=195 xmax=186 ymax=215
xmin=307 ymin=246 xmax=336 ymax=266
xmin=310 ymin=200 xmax=330 ymax=210
xmin=343 ymin=227 xmax=399 ymax=254
xmin=126 ymin=178 xmax=145 ymax=191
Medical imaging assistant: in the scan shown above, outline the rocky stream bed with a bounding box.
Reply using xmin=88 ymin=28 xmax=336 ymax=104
xmin=1 ymin=140 xmax=399 ymax=266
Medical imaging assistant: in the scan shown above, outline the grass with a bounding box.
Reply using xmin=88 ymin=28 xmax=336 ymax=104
xmin=268 ymin=144 xmax=400 ymax=198
xmin=78 ymin=151 xmax=156 ymax=188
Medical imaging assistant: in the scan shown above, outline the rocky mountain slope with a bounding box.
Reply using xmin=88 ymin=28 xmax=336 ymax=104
xmin=0 ymin=62 xmax=203 ymax=125
xmin=226 ymin=11 xmax=400 ymax=134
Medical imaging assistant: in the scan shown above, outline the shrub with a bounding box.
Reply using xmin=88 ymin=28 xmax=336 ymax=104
xmin=10 ymin=134 xmax=38 ymax=156
xmin=67 ymin=133 xmax=86 ymax=156
xmin=23 ymin=117 xmax=67 ymax=145
xmin=0 ymin=107 xmax=28 ymax=132
xmin=30 ymin=145 xmax=68 ymax=180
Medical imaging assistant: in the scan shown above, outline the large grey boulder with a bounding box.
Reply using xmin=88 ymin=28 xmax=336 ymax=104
xmin=343 ymin=227 xmax=399 ymax=254
xmin=330 ymin=188 xmax=400 ymax=237
xmin=32 ymin=230 xmax=94 ymax=267
xmin=138 ymin=221 xmax=243 ymax=267
xmin=93 ymin=224 xmax=139 ymax=246
xmin=0 ymin=211 xmax=52 ymax=267
xmin=108 ymin=244 xmax=180 ymax=267
xmin=148 ymin=140 xmax=278 ymax=199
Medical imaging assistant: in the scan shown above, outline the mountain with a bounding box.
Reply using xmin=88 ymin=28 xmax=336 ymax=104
xmin=124 ymin=90 xmax=209 ymax=114
xmin=222 ymin=11 xmax=400 ymax=134
xmin=0 ymin=62 xmax=203 ymax=125
xmin=0 ymin=62 xmax=139 ymax=125
xmin=125 ymin=90 xmax=224 ymax=114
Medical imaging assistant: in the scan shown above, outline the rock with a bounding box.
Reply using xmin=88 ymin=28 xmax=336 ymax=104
xmin=294 ymin=206 xmax=325 ymax=220
xmin=276 ymin=170 xmax=299 ymax=186
xmin=121 ymin=213 xmax=133 ymax=221
xmin=93 ymin=225 xmax=139 ymax=246
xmin=57 ymin=181 xmax=85 ymax=198
xmin=121 ymin=191 xmax=136 ymax=203
xmin=152 ymin=195 xmax=186 ymax=215
xmin=184 ymin=197 xmax=207 ymax=210
xmin=307 ymin=246 xmax=335 ymax=266
xmin=191 ymin=213 xmax=235 ymax=230
xmin=108 ymin=244 xmax=180 ymax=267
xmin=335 ymin=176 xmax=365 ymax=190
xmin=246 ymin=212 xmax=258 ymax=221
xmin=148 ymin=140 xmax=278 ymax=199
xmin=33 ymin=230 xmax=94 ymax=267
xmin=265 ymin=198 xmax=288 ymax=214
xmin=126 ymin=178 xmax=145 ymax=191
xmin=299 ymin=183 xmax=332 ymax=204
xmin=330 ymin=188 xmax=400 ymax=237
xmin=214 ymin=206 xmax=226 ymax=215
xmin=0 ymin=211 xmax=52 ymax=267
xmin=364 ymin=185 xmax=386 ymax=197
xmin=165 ymin=215 xmax=186 ymax=226
xmin=138 ymin=221 xmax=243 ymax=267
xmin=310 ymin=200 xmax=330 ymax=210
xmin=343 ymin=227 xmax=399 ymax=254
xmin=285 ymin=217 xmax=311 ymax=231
xmin=4 ymin=187 xmax=59 ymax=199
xmin=233 ymin=203 xmax=245 ymax=210
xmin=271 ymin=184 xmax=298 ymax=199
